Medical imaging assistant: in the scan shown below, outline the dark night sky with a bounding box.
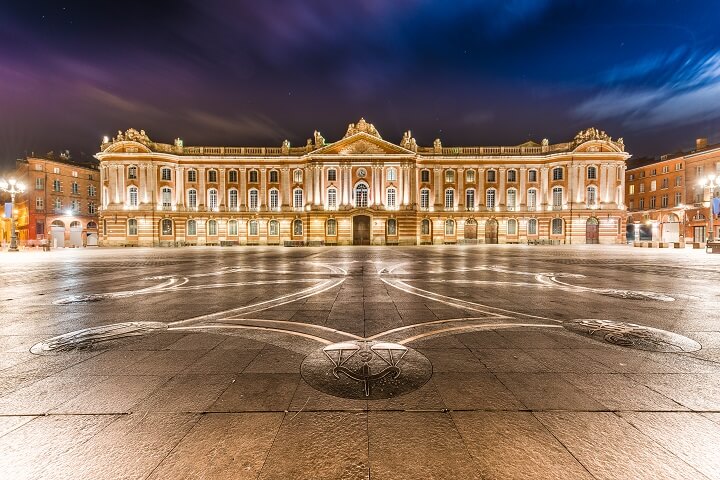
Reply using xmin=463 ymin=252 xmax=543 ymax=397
xmin=2 ymin=0 xmax=720 ymax=169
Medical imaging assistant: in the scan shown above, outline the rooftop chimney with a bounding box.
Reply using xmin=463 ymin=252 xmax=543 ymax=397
xmin=696 ymin=138 xmax=708 ymax=150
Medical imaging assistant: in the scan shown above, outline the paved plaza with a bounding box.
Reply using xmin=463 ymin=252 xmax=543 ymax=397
xmin=1 ymin=244 xmax=720 ymax=479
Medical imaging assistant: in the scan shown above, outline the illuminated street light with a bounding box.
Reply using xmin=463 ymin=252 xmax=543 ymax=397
xmin=0 ymin=178 xmax=26 ymax=252
xmin=698 ymin=175 xmax=719 ymax=242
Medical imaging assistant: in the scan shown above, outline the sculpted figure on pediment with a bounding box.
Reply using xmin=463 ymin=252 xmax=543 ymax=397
xmin=433 ymin=138 xmax=442 ymax=153
xmin=314 ymin=130 xmax=325 ymax=147
xmin=343 ymin=117 xmax=382 ymax=139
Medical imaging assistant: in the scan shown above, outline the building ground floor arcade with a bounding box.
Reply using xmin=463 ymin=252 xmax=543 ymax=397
xmin=99 ymin=209 xmax=624 ymax=247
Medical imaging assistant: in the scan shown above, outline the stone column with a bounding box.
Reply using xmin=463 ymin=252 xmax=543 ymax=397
xmin=599 ymin=163 xmax=608 ymax=204
xmin=259 ymin=168 xmax=265 ymax=208
xmin=281 ymin=168 xmax=290 ymax=207
xmin=304 ymin=166 xmax=312 ymax=207
xmin=619 ymin=164 xmax=626 ymax=206
xmin=199 ymin=167 xmax=206 ymax=207
xmin=118 ymin=165 xmax=126 ymax=205
xmin=519 ymin=167 xmax=527 ymax=206
xmin=577 ymin=164 xmax=585 ymax=204
xmin=239 ymin=168 xmax=247 ymax=209
xmin=434 ymin=167 xmax=442 ymax=207
xmin=457 ymin=168 xmax=464 ymax=210
xmin=219 ymin=168 xmax=226 ymax=207
xmin=140 ymin=165 xmax=148 ymax=203
xmin=498 ymin=167 xmax=506 ymax=207
xmin=478 ymin=168 xmax=485 ymax=208
xmin=109 ymin=165 xmax=118 ymax=204
xmin=314 ymin=165 xmax=322 ymax=206
xmin=540 ymin=167 xmax=549 ymax=208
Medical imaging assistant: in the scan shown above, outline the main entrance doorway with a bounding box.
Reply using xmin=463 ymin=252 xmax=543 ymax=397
xmin=484 ymin=219 xmax=498 ymax=244
xmin=353 ymin=215 xmax=371 ymax=245
xmin=465 ymin=219 xmax=477 ymax=241
xmin=586 ymin=217 xmax=599 ymax=244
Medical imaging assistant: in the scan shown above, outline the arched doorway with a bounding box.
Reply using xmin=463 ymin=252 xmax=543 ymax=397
xmin=69 ymin=220 xmax=83 ymax=247
xmin=465 ymin=219 xmax=477 ymax=241
xmin=485 ymin=219 xmax=498 ymax=244
xmin=586 ymin=217 xmax=599 ymax=244
xmin=353 ymin=215 xmax=371 ymax=245
xmin=50 ymin=220 xmax=65 ymax=248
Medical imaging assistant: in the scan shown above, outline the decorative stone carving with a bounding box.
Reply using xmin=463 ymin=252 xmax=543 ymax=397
xmin=281 ymin=139 xmax=290 ymax=154
xmin=313 ymin=130 xmax=325 ymax=148
xmin=343 ymin=118 xmax=381 ymax=139
xmin=574 ymin=127 xmax=611 ymax=144
xmin=113 ymin=128 xmax=151 ymax=145
xmin=400 ymin=130 xmax=418 ymax=152
xmin=433 ymin=138 xmax=442 ymax=153
xmin=338 ymin=139 xmax=386 ymax=155
xmin=541 ymin=138 xmax=549 ymax=146
xmin=617 ymin=137 xmax=625 ymax=151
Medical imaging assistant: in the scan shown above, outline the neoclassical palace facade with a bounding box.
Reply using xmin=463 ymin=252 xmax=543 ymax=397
xmin=95 ymin=119 xmax=629 ymax=246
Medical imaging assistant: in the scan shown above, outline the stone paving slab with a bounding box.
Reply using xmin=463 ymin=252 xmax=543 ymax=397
xmin=1 ymin=245 xmax=720 ymax=478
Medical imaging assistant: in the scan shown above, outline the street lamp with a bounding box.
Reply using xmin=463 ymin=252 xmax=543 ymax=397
xmin=698 ymin=175 xmax=718 ymax=242
xmin=0 ymin=178 xmax=26 ymax=252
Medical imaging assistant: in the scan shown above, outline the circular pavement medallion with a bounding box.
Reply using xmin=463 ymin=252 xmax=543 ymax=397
xmin=564 ymin=319 xmax=701 ymax=352
xmin=301 ymin=340 xmax=433 ymax=400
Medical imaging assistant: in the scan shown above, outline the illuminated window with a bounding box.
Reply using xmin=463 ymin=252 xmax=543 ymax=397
xmin=387 ymin=188 xmax=397 ymax=208
xmin=161 ymin=187 xmax=172 ymax=208
xmin=387 ymin=218 xmax=397 ymax=235
xmin=294 ymin=188 xmax=304 ymax=209
xmin=228 ymin=220 xmax=238 ymax=236
xmin=387 ymin=168 xmax=397 ymax=182
xmin=208 ymin=189 xmax=218 ymax=210
xmin=129 ymin=186 xmax=138 ymax=206
xmin=421 ymin=219 xmax=430 ymax=235
xmin=248 ymin=189 xmax=259 ymax=210
xmin=466 ymin=170 xmax=475 ymax=183
xmin=354 ymin=184 xmax=367 ymax=208
xmin=528 ymin=218 xmax=537 ymax=235
xmin=269 ymin=220 xmax=279 ymax=236
xmin=465 ymin=189 xmax=475 ymax=210
xmin=187 ymin=189 xmax=197 ymax=208
xmin=507 ymin=189 xmax=517 ymax=209
xmin=586 ymin=186 xmax=597 ymax=206
xmin=293 ymin=169 xmax=303 ymax=183
xmin=507 ymin=219 xmax=517 ymax=235
xmin=551 ymin=218 xmax=563 ymax=235
xmin=445 ymin=219 xmax=455 ymax=235
xmin=445 ymin=170 xmax=455 ymax=183
xmin=527 ymin=189 xmax=537 ymax=210
xmin=552 ymin=187 xmax=563 ymax=207
xmin=207 ymin=220 xmax=217 ymax=236
xmin=228 ymin=170 xmax=238 ymax=183
xmin=269 ymin=189 xmax=279 ymax=210
xmin=327 ymin=218 xmax=337 ymax=236
xmin=327 ymin=188 xmax=337 ymax=210
xmin=248 ymin=220 xmax=258 ymax=236
xmin=187 ymin=220 xmax=196 ymax=236
xmin=161 ymin=219 xmax=173 ymax=235
xmin=444 ymin=189 xmax=454 ymax=209
xmin=128 ymin=219 xmax=138 ymax=236
xmin=486 ymin=189 xmax=496 ymax=208
xmin=293 ymin=219 xmax=303 ymax=236
xmin=228 ymin=189 xmax=238 ymax=209
xmin=420 ymin=189 xmax=430 ymax=209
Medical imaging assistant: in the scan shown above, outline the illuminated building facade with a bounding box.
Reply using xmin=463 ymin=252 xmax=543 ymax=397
xmin=625 ymin=138 xmax=720 ymax=243
xmin=15 ymin=157 xmax=100 ymax=247
xmin=95 ymin=119 xmax=629 ymax=247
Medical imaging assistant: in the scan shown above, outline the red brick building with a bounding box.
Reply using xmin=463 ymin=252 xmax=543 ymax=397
xmin=15 ymin=156 xmax=100 ymax=247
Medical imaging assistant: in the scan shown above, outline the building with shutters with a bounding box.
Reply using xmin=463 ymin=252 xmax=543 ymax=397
xmin=95 ymin=119 xmax=628 ymax=247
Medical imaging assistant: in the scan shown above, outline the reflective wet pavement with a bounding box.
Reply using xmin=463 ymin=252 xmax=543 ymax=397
xmin=1 ymin=245 xmax=720 ymax=479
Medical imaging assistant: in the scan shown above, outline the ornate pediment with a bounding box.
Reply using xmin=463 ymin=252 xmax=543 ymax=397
xmin=343 ymin=118 xmax=381 ymax=139
xmin=573 ymin=127 xmax=625 ymax=152
xmin=313 ymin=132 xmax=413 ymax=156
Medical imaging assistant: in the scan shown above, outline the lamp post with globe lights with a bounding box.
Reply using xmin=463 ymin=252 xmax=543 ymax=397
xmin=0 ymin=178 xmax=26 ymax=252
xmin=698 ymin=174 xmax=719 ymax=242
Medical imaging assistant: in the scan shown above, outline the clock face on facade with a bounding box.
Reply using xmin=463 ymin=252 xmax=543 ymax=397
xmin=357 ymin=168 xmax=367 ymax=178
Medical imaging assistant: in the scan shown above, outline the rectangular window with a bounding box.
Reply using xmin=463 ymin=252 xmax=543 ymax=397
xmin=387 ymin=189 xmax=396 ymax=208
xmin=71 ymin=199 xmax=81 ymax=212
xmin=128 ymin=220 xmax=138 ymax=236
xmin=506 ymin=189 xmax=517 ymax=209
xmin=161 ymin=169 xmax=172 ymax=181
xmin=552 ymin=187 xmax=563 ymax=207
xmin=208 ymin=170 xmax=218 ymax=183
xmin=53 ymin=167 xmax=60 ymax=174
xmin=629 ymin=185 xmax=635 ymax=195
xmin=327 ymin=169 xmax=337 ymax=182
xmin=269 ymin=170 xmax=279 ymax=183
xmin=328 ymin=189 xmax=337 ymax=209
xmin=661 ymin=194 xmax=668 ymax=207
xmin=249 ymin=190 xmax=258 ymax=210
xmin=228 ymin=190 xmax=238 ymax=209
xmin=72 ymin=182 xmax=80 ymax=194
xmin=88 ymin=202 xmax=96 ymax=214
xmin=420 ymin=189 xmax=429 ymax=209
xmin=249 ymin=170 xmax=258 ymax=183
xmin=466 ymin=170 xmax=475 ymax=183
xmin=639 ymin=198 xmax=645 ymax=209
xmin=54 ymin=198 xmax=62 ymax=210
xmin=35 ymin=164 xmax=43 ymax=171
xmin=421 ymin=170 xmax=430 ymax=183
xmin=629 ymin=200 xmax=634 ymax=210
xmin=36 ymin=222 xmax=44 ymax=235
xmin=128 ymin=167 xmax=137 ymax=179
xmin=228 ymin=170 xmax=238 ymax=182
xmin=88 ymin=185 xmax=96 ymax=197
xmin=675 ymin=176 xmax=682 ymax=187
xmin=650 ymin=196 xmax=656 ymax=209
xmin=629 ymin=174 xmax=635 ymax=181
xmin=487 ymin=170 xmax=496 ymax=182
xmin=527 ymin=190 xmax=537 ymax=210
xmin=387 ymin=169 xmax=397 ymax=182
xmin=675 ymin=192 xmax=682 ymax=206
xmin=294 ymin=189 xmax=303 ymax=209
xmin=188 ymin=190 xmax=197 ymax=208
xmin=661 ymin=178 xmax=669 ymax=189
xmin=36 ymin=197 xmax=44 ymax=210
xmin=444 ymin=189 xmax=454 ymax=209
xmin=187 ymin=170 xmax=197 ymax=182
xmin=269 ymin=190 xmax=279 ymax=210
xmin=662 ymin=166 xmax=669 ymax=174
xmin=72 ymin=171 xmax=78 ymax=177
xmin=486 ymin=190 xmax=496 ymax=209
xmin=53 ymin=179 xmax=61 ymax=192
xmin=651 ymin=169 xmax=657 ymax=176
xmin=528 ymin=170 xmax=537 ymax=182
xmin=445 ymin=170 xmax=455 ymax=183
xmin=528 ymin=219 xmax=537 ymax=235
xmin=507 ymin=170 xmax=517 ymax=182
xmin=229 ymin=221 xmax=238 ymax=236
xmin=552 ymin=168 xmax=563 ymax=181
xmin=35 ymin=178 xmax=44 ymax=190
xmin=650 ymin=180 xmax=656 ymax=191
xmin=465 ymin=189 xmax=475 ymax=210
xmin=639 ymin=183 xmax=645 ymax=193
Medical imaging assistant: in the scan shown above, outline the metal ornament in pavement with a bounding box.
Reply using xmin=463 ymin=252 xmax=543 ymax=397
xmin=301 ymin=340 xmax=432 ymax=400
xmin=564 ymin=319 xmax=701 ymax=352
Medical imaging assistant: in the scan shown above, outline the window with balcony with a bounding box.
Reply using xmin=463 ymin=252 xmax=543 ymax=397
xmin=506 ymin=189 xmax=517 ymax=210
xmin=248 ymin=189 xmax=259 ymax=210
xmin=228 ymin=189 xmax=238 ymax=209
xmin=354 ymin=185 xmax=367 ymax=208
xmin=527 ymin=189 xmax=537 ymax=210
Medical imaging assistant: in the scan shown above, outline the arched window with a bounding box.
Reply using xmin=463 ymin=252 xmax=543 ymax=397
xmin=269 ymin=189 xmax=279 ymax=210
xmin=208 ymin=189 xmax=218 ymax=210
xmin=161 ymin=187 xmax=172 ymax=208
xmin=387 ymin=168 xmax=397 ymax=182
xmin=327 ymin=187 xmax=337 ymax=210
xmin=127 ymin=218 xmax=138 ymax=236
xmin=587 ymin=166 xmax=597 ymax=180
xmin=128 ymin=186 xmax=138 ymax=207
xmin=269 ymin=219 xmax=279 ymax=236
xmin=187 ymin=170 xmax=197 ymax=182
xmin=507 ymin=188 xmax=517 ymax=209
xmin=387 ymin=218 xmax=397 ymax=235
xmin=187 ymin=219 xmax=196 ymax=236
xmin=326 ymin=218 xmax=337 ymax=236
xmin=207 ymin=219 xmax=217 ymax=236
xmin=507 ymin=218 xmax=518 ymax=235
xmin=161 ymin=168 xmax=171 ymax=181
xmin=444 ymin=188 xmax=454 ymax=209
xmin=421 ymin=219 xmax=431 ymax=235
xmin=293 ymin=169 xmax=303 ymax=183
xmin=527 ymin=189 xmax=537 ymax=210
xmin=293 ymin=188 xmax=303 ymax=209
xmin=248 ymin=220 xmax=258 ymax=236
xmin=528 ymin=218 xmax=538 ymax=235
xmin=187 ymin=189 xmax=197 ymax=208
xmin=466 ymin=170 xmax=475 ymax=183
xmin=293 ymin=219 xmax=303 ymax=236
xmin=161 ymin=219 xmax=173 ymax=235
xmin=248 ymin=170 xmax=258 ymax=183
xmin=445 ymin=219 xmax=455 ymax=235
xmin=445 ymin=170 xmax=455 ymax=183
xmin=586 ymin=186 xmax=597 ymax=206
xmin=486 ymin=189 xmax=496 ymax=209
xmin=507 ymin=169 xmax=517 ymax=182
xmin=228 ymin=170 xmax=238 ymax=182
xmin=87 ymin=221 xmax=97 ymax=229
xmin=208 ymin=170 xmax=218 ymax=183
xmin=228 ymin=189 xmax=238 ymax=209
xmin=355 ymin=184 xmax=368 ymax=208
xmin=387 ymin=187 xmax=397 ymax=208
xmin=551 ymin=218 xmax=564 ymax=235
xmin=248 ymin=189 xmax=259 ymax=210
xmin=420 ymin=189 xmax=430 ymax=209
xmin=552 ymin=186 xmax=563 ymax=208
xmin=552 ymin=167 xmax=564 ymax=181
xmin=228 ymin=220 xmax=238 ymax=236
